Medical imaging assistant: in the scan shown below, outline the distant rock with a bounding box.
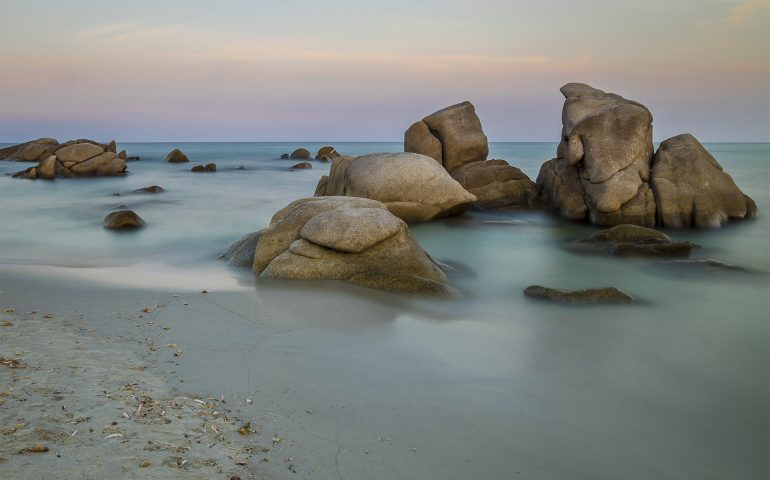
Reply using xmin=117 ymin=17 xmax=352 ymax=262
xmin=252 ymin=196 xmax=458 ymax=297
xmin=191 ymin=163 xmax=216 ymax=172
xmin=651 ymin=134 xmax=758 ymax=228
xmin=290 ymin=148 xmax=311 ymax=160
xmin=103 ymin=210 xmax=145 ymax=230
xmin=572 ymin=224 xmax=693 ymax=256
xmin=166 ymin=149 xmax=189 ymax=163
xmin=5 ymin=138 xmax=127 ymax=179
xmin=314 ymin=152 xmax=476 ymax=223
xmin=132 ymin=185 xmax=164 ymax=194
xmin=290 ymin=162 xmax=312 ymax=170
xmin=450 ymin=160 xmax=541 ymax=210
xmin=316 ymin=146 xmax=341 ymax=162
xmin=405 ymin=101 xmax=488 ymax=172
xmin=280 ymin=154 xmax=290 ymax=159
xmin=523 ymin=285 xmax=635 ymax=303
xmin=537 ymin=83 xmax=656 ymax=226
xmin=221 ymin=231 xmax=262 ymax=269
xmin=126 ymin=155 xmax=141 ymax=161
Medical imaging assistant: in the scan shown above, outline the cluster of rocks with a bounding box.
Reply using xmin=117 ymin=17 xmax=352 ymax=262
xmin=280 ymin=146 xmax=342 ymax=170
xmin=191 ymin=163 xmax=217 ymax=173
xmin=405 ymin=102 xmax=541 ymax=211
xmin=537 ymin=83 xmax=757 ymax=228
xmin=2 ymin=138 xmax=128 ymax=179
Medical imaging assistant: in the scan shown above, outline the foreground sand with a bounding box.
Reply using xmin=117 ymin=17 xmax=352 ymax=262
xmin=0 ymin=282 xmax=288 ymax=479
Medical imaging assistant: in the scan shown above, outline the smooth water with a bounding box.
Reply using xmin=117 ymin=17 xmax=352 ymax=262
xmin=1 ymin=142 xmax=768 ymax=479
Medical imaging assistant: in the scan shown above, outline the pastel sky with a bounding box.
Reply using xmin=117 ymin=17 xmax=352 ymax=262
xmin=1 ymin=0 xmax=768 ymax=142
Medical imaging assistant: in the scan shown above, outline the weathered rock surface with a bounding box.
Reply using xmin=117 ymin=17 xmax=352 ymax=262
xmin=0 ymin=138 xmax=59 ymax=162
xmin=536 ymin=157 xmax=588 ymax=220
xmin=572 ymin=224 xmax=693 ymax=256
xmin=252 ymin=196 xmax=458 ymax=297
xmin=221 ymin=231 xmax=262 ymax=269
xmin=523 ymin=285 xmax=635 ymax=303
xmin=404 ymin=101 xmax=488 ymax=172
xmin=651 ymin=134 xmax=758 ymax=228
xmin=538 ymin=83 xmax=656 ymax=226
xmin=5 ymin=138 xmax=127 ymax=179
xmin=314 ymin=152 xmax=476 ymax=223
xmin=290 ymin=148 xmax=310 ymax=160
xmin=103 ymin=210 xmax=145 ymax=230
xmin=290 ymin=162 xmax=312 ymax=170
xmin=450 ymin=160 xmax=540 ymax=209
xmin=166 ymin=149 xmax=189 ymax=163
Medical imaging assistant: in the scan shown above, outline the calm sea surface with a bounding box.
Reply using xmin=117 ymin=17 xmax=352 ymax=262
xmin=1 ymin=142 xmax=768 ymax=479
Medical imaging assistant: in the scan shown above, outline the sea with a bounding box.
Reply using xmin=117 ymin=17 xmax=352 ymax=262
xmin=0 ymin=142 xmax=768 ymax=479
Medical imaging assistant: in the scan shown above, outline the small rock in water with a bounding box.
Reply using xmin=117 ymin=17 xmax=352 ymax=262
xmin=523 ymin=285 xmax=635 ymax=303
xmin=132 ymin=185 xmax=164 ymax=193
xmin=289 ymin=162 xmax=312 ymax=170
xmin=103 ymin=210 xmax=145 ymax=230
xmin=166 ymin=149 xmax=189 ymax=163
xmin=280 ymin=153 xmax=289 ymax=159
xmin=572 ymin=224 xmax=693 ymax=257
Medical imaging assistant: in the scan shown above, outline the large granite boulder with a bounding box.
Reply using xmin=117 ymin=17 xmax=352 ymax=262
xmin=651 ymin=134 xmax=758 ymax=228
xmin=450 ymin=160 xmax=540 ymax=209
xmin=314 ymin=152 xmax=476 ymax=223
xmin=5 ymin=138 xmax=126 ymax=179
xmin=315 ymin=146 xmax=341 ymax=162
xmin=405 ymin=101 xmax=488 ymax=172
xmin=538 ymin=83 xmax=656 ymax=226
xmin=252 ymin=196 xmax=458 ymax=297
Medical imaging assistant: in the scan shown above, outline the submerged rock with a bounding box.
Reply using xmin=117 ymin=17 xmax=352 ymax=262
xmin=221 ymin=231 xmax=262 ymax=269
xmin=290 ymin=148 xmax=311 ymax=160
xmin=290 ymin=162 xmax=312 ymax=170
xmin=523 ymin=285 xmax=635 ymax=303
xmin=314 ymin=152 xmax=476 ymax=223
xmin=191 ymin=163 xmax=217 ymax=173
xmin=103 ymin=210 xmax=145 ymax=230
xmin=132 ymin=185 xmax=164 ymax=194
xmin=280 ymin=153 xmax=289 ymax=159
xmin=573 ymin=224 xmax=693 ymax=256
xmin=252 ymin=196 xmax=458 ymax=297
xmin=166 ymin=149 xmax=189 ymax=163
xmin=651 ymin=134 xmax=758 ymax=228
xmin=664 ymin=259 xmax=746 ymax=271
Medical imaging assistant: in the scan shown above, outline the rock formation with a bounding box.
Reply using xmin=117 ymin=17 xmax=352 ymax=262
xmin=250 ymin=196 xmax=458 ymax=297
xmin=538 ymin=83 xmax=656 ymax=226
xmin=404 ymin=102 xmax=539 ymax=210
xmin=2 ymin=138 xmax=127 ymax=179
xmin=314 ymin=152 xmax=476 ymax=222
xmin=191 ymin=163 xmax=217 ymax=172
xmin=220 ymin=231 xmax=262 ymax=269
xmin=651 ymin=134 xmax=757 ymax=228
xmin=537 ymin=84 xmax=757 ymax=228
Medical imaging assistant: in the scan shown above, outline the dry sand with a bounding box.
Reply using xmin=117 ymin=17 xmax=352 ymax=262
xmin=0 ymin=282 xmax=292 ymax=479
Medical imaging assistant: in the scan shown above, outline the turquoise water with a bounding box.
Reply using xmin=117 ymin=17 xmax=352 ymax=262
xmin=1 ymin=142 xmax=768 ymax=479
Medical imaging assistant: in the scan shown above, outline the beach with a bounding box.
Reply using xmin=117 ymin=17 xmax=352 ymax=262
xmin=1 ymin=142 xmax=769 ymax=479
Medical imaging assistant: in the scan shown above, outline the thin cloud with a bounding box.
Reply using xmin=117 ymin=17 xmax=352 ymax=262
xmin=726 ymin=0 xmax=770 ymax=24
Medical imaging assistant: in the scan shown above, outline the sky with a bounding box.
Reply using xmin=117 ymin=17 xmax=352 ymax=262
xmin=1 ymin=0 xmax=769 ymax=142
